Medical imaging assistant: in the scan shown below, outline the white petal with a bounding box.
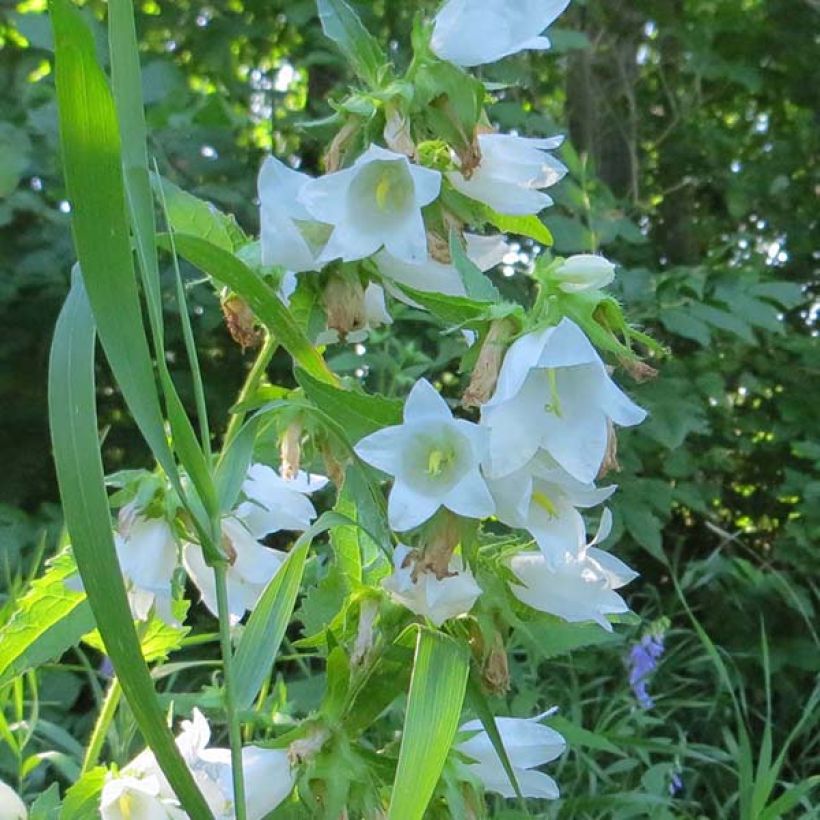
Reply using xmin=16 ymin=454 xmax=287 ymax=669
xmin=383 ymin=206 xmax=429 ymax=264
xmin=354 ymin=424 xmax=410 ymax=476
xmin=258 ymin=155 xmax=312 ymax=221
xmin=403 ymin=378 xmax=454 ymax=424
xmin=465 ymin=233 xmax=512 ymax=271
xmin=444 ymin=469 xmax=496 ymax=520
xmin=376 ymin=251 xmax=466 ymax=298
xmin=486 ymin=327 xmax=552 ymax=408
xmin=388 ymin=480 xmax=442 ymax=532
xmin=586 ymin=547 xmax=639 ymax=588
xmin=0 ymin=781 xmax=26 ymax=820
xmin=535 ymin=317 xmax=600 ymax=369
xmin=242 ymin=747 xmax=296 ymax=820
xmin=183 ymin=543 xmax=219 ymax=618
xmin=297 ymin=166 xmax=357 ymax=225
xmin=409 ymin=161 xmax=443 ymax=207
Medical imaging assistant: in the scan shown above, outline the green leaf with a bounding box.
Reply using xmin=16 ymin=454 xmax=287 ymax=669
xmin=214 ymin=416 xmax=262 ymax=513
xmin=450 ymin=230 xmax=500 ymax=303
xmin=486 ymin=209 xmax=554 ymax=247
xmin=233 ymin=514 xmax=367 ymax=709
xmin=516 ymin=615 xmax=621 ymax=660
xmin=660 ymin=306 xmax=711 ymax=346
xmin=688 ymin=302 xmax=755 ymax=343
xmin=47 ymin=274 xmax=211 ymax=818
xmin=169 ymin=233 xmax=337 ymax=386
xmin=545 ymin=715 xmax=621 ymax=755
xmin=152 ymin=174 xmax=245 ymax=252
xmin=393 ymin=284 xmax=493 ymax=326
xmin=620 ymin=499 xmax=664 ymax=562
xmin=0 ymin=550 xmax=94 ymax=687
xmin=296 ymin=368 xmax=402 ymax=443
xmin=28 ymin=783 xmax=61 ymax=819
xmin=60 ymin=767 xmax=107 ymax=820
xmin=0 ymin=122 xmax=31 ymax=198
xmin=316 ymin=0 xmax=387 ymax=87
xmin=388 ymin=628 xmax=469 ymax=820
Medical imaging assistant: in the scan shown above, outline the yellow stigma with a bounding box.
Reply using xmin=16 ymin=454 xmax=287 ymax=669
xmin=427 ymin=447 xmax=454 ymax=476
xmin=544 ymin=368 xmax=563 ymax=417
xmin=532 ymin=490 xmax=559 ymax=517
xmin=118 ymin=793 xmax=133 ymax=819
xmin=375 ymin=172 xmax=392 ymax=209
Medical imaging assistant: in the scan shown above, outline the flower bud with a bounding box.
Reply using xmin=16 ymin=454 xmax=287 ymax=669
xmin=462 ymin=318 xmax=516 ymax=408
xmin=322 ymin=273 xmax=366 ymax=339
xmin=482 ymin=631 xmax=510 ymax=695
xmin=554 ymin=254 xmax=615 ymax=293
xmin=619 ymin=357 xmax=659 ymax=383
xmin=415 ymin=510 xmax=463 ymax=581
xmin=221 ymin=293 xmax=262 ymax=350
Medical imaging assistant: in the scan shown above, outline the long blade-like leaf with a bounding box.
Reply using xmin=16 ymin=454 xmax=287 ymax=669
xmin=48 ymin=274 xmax=212 ymax=818
xmin=388 ymin=628 xmax=469 ymax=820
xmin=169 ymin=233 xmax=338 ymax=386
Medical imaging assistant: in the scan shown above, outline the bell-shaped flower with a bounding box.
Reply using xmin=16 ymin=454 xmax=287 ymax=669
xmin=114 ymin=504 xmax=179 ymax=624
xmin=0 ymin=781 xmax=26 ymax=820
xmin=383 ymin=544 xmax=482 ymax=626
xmin=183 ymin=517 xmax=287 ymax=624
xmin=376 ymin=233 xmax=510 ymax=305
xmin=355 ymin=379 xmax=495 ymax=531
xmin=235 ymin=463 xmax=327 ymax=538
xmin=456 ymin=713 xmax=566 ymax=799
xmin=258 ymin=156 xmax=330 ymax=272
xmin=100 ymin=775 xmax=181 ymax=820
xmin=448 ymin=133 xmax=567 ymax=216
xmin=481 ymin=317 xmax=646 ymax=482
xmin=432 ymin=0 xmax=570 ymax=68
xmin=487 ymin=453 xmax=615 ymax=566
xmin=508 ymin=510 xmax=639 ymax=631
xmin=298 ymin=144 xmax=441 ymax=265
xmin=553 ymin=254 xmax=616 ymax=293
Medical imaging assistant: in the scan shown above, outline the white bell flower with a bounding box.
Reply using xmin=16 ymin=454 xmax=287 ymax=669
xmin=383 ymin=544 xmax=482 ymax=626
xmin=376 ymin=233 xmax=510 ymax=304
xmin=100 ymin=774 xmax=181 ymax=820
xmin=183 ymin=517 xmax=287 ymax=624
xmin=432 ymin=0 xmax=570 ymax=68
xmin=316 ymin=282 xmax=393 ymax=345
xmin=298 ymin=144 xmax=441 ymax=265
xmin=508 ymin=511 xmax=639 ymax=631
xmin=355 ymin=379 xmax=495 ymax=531
xmin=487 ymin=453 xmax=615 ymax=566
xmin=481 ymin=317 xmax=646 ymax=482
xmin=0 ymin=781 xmax=26 ymax=820
xmin=456 ymin=712 xmax=566 ymax=799
xmin=553 ymin=254 xmax=616 ymax=293
xmin=448 ymin=133 xmax=567 ymax=216
xmin=258 ymin=156 xmax=330 ymax=272
xmin=114 ymin=504 xmax=179 ymax=624
xmin=235 ymin=463 xmax=327 ymax=538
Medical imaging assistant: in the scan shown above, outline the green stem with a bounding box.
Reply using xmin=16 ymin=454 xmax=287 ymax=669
xmin=213 ymin=564 xmax=247 ymax=820
xmin=222 ymin=332 xmax=277 ymax=451
xmin=81 ymin=677 xmax=123 ymax=774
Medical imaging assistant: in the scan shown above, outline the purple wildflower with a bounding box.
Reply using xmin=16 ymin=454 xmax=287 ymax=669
xmin=627 ymin=633 xmax=665 ymax=709
xmin=669 ymin=771 xmax=683 ymax=796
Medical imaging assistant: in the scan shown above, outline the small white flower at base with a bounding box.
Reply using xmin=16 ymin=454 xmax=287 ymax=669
xmin=0 ymin=780 xmax=27 ymax=820
xmin=432 ymin=0 xmax=570 ymax=68
xmin=508 ymin=511 xmax=639 ymax=631
xmin=448 ymin=133 xmax=567 ymax=216
xmin=376 ymin=233 xmax=511 ymax=306
xmin=456 ymin=713 xmax=566 ymax=799
xmin=383 ymin=545 xmax=482 ymax=626
xmin=236 ymin=463 xmax=327 ymax=538
xmin=183 ymin=518 xmax=287 ymax=625
xmin=553 ymin=254 xmax=616 ymax=293
xmin=355 ymin=379 xmax=495 ymax=531
xmin=114 ymin=506 xmax=179 ymax=624
xmin=298 ymin=144 xmax=441 ymax=265
xmin=229 ymin=747 xmax=296 ymax=820
xmin=487 ymin=453 xmax=615 ymax=566
xmin=481 ymin=317 xmax=646 ymax=482
xmin=258 ymin=156 xmax=330 ymax=272
xmin=100 ymin=774 xmax=181 ymax=820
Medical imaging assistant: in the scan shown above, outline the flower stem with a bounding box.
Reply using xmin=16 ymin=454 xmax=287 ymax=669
xmin=213 ymin=563 xmax=247 ymax=820
xmin=81 ymin=677 xmax=122 ymax=774
xmin=222 ymin=332 xmax=277 ymax=451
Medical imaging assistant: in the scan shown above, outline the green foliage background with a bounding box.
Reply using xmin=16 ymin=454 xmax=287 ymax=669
xmin=0 ymin=0 xmax=817 ymax=816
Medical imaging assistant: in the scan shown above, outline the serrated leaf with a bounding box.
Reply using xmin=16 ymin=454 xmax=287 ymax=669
xmin=388 ymin=628 xmax=469 ymax=820
xmin=296 ymin=368 xmax=402 ymax=443
xmin=316 ymin=0 xmax=387 ymax=87
xmin=750 ymin=281 xmax=805 ymax=309
xmin=0 ymin=551 xmax=94 ymax=687
xmin=486 ymin=209 xmax=554 ymax=247
xmin=688 ymin=302 xmax=755 ymax=343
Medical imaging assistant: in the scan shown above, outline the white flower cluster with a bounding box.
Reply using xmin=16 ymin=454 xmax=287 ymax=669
xmin=111 ymin=464 xmax=326 ymax=626
xmin=99 ymin=710 xmax=294 ymax=820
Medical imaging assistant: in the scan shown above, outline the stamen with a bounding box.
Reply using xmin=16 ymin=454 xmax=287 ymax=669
xmin=532 ymin=490 xmax=559 ymax=517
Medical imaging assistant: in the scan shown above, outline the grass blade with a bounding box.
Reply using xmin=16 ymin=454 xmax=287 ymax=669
xmin=168 ymin=233 xmax=338 ymax=386
xmin=48 ymin=274 xmax=212 ymax=818
xmin=388 ymin=628 xmax=469 ymax=820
